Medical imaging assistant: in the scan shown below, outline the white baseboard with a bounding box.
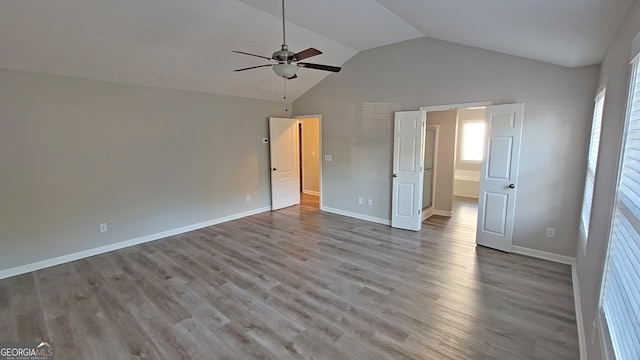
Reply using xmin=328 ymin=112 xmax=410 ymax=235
xmin=302 ymin=190 xmax=320 ymax=196
xmin=421 ymin=207 xmax=435 ymax=221
xmin=320 ymin=206 xmax=390 ymax=226
xmin=433 ymin=209 xmax=453 ymax=217
xmin=511 ymin=246 xmax=576 ymax=265
xmin=0 ymin=206 xmax=271 ymax=280
xmin=572 ymin=265 xmax=587 ymax=360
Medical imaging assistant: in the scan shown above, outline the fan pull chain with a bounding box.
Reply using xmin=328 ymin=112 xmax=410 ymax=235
xmin=283 ymin=78 xmax=289 ymax=113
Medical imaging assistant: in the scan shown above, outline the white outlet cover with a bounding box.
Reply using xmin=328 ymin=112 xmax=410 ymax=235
xmin=324 ymin=154 xmax=332 ymax=161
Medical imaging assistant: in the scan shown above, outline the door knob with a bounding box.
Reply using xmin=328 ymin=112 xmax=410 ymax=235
xmin=272 ymin=168 xmax=277 ymax=171
xmin=392 ymin=174 xmax=397 ymax=178
xmin=508 ymin=184 xmax=515 ymax=189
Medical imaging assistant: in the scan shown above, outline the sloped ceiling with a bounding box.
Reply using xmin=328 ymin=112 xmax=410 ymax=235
xmin=0 ymin=0 xmax=633 ymax=101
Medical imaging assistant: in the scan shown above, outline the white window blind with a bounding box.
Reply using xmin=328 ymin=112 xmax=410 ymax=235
xmin=600 ymin=56 xmax=640 ymax=360
xmin=581 ymin=91 xmax=605 ymax=238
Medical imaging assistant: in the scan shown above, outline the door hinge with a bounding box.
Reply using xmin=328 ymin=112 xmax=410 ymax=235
xmin=418 ymin=208 xmax=421 ymax=214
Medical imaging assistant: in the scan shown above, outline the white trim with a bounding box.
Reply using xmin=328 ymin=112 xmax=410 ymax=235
xmin=320 ymin=206 xmax=390 ymax=225
xmin=433 ymin=209 xmax=453 ymax=217
xmin=598 ymin=312 xmax=613 ymax=360
xmin=302 ymin=190 xmax=320 ymax=196
xmin=632 ymin=31 xmax=640 ymax=60
xmin=0 ymin=206 xmax=271 ymax=280
xmin=511 ymin=246 xmax=575 ymax=265
xmin=420 ymin=101 xmax=493 ymax=112
xmin=572 ymin=265 xmax=587 ymax=360
xmin=578 ymin=224 xmax=587 ymax=256
xmin=421 ymin=124 xmax=439 ymax=222
xmin=421 ymin=207 xmax=435 ymax=221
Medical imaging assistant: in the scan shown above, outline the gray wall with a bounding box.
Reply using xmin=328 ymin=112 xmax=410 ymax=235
xmin=294 ymin=36 xmax=599 ymax=256
xmin=577 ymin=1 xmax=640 ymax=358
xmin=426 ymin=110 xmax=456 ymax=213
xmin=0 ymin=68 xmax=286 ymax=271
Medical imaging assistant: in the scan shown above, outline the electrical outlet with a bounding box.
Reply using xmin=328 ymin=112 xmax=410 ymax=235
xmin=324 ymin=154 xmax=332 ymax=161
xmin=546 ymin=227 xmax=555 ymax=238
xmin=100 ymin=223 xmax=108 ymax=233
xmin=367 ymin=199 xmax=373 ymax=206
xmin=358 ymin=197 xmax=363 ymax=205
xmin=245 ymin=195 xmax=251 ymax=202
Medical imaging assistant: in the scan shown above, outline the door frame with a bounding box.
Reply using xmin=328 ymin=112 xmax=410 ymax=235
xmin=295 ymin=114 xmax=323 ymax=207
xmin=422 ymin=124 xmax=439 ymax=221
xmin=419 ymin=101 xmax=493 ymax=217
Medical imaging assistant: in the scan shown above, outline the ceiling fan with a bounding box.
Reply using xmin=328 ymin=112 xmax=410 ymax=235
xmin=233 ymin=0 xmax=341 ymax=79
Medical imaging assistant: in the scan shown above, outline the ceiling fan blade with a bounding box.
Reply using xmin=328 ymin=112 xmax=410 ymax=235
xmin=232 ymin=51 xmax=273 ymax=61
xmin=233 ymin=64 xmax=274 ymax=72
xmin=287 ymin=74 xmax=298 ymax=80
xmin=292 ymin=48 xmax=322 ymax=61
xmin=298 ymin=62 xmax=341 ymax=73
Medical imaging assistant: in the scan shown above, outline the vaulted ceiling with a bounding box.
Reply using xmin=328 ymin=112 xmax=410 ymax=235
xmin=0 ymin=0 xmax=633 ymax=101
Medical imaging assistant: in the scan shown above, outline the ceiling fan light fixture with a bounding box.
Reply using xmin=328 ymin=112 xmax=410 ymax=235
xmin=273 ymin=63 xmax=298 ymax=78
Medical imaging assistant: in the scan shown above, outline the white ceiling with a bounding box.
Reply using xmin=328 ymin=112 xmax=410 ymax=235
xmin=0 ymin=0 xmax=633 ymax=101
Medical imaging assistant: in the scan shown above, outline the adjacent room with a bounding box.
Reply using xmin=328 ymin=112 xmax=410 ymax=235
xmin=1 ymin=1 xmax=639 ymax=359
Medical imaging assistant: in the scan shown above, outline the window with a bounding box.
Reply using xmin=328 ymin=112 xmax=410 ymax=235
xmin=580 ymin=90 xmax=605 ymax=241
xmin=600 ymin=54 xmax=640 ymax=360
xmin=460 ymin=121 xmax=485 ymax=162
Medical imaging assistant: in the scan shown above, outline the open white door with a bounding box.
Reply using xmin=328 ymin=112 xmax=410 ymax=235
xmin=391 ymin=111 xmax=426 ymax=231
xmin=269 ymin=117 xmax=300 ymax=210
xmin=476 ymin=103 xmax=524 ymax=251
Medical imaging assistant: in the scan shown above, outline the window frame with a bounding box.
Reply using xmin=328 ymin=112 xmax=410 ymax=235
xmin=598 ymin=51 xmax=640 ymax=360
xmin=579 ymin=89 xmax=606 ymax=248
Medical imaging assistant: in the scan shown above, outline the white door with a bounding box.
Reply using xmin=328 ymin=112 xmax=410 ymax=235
xmin=269 ymin=117 xmax=300 ymax=210
xmin=391 ymin=111 xmax=426 ymax=231
xmin=476 ymin=103 xmax=524 ymax=251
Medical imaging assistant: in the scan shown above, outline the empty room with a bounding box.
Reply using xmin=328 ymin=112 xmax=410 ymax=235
xmin=1 ymin=1 xmax=639 ymax=359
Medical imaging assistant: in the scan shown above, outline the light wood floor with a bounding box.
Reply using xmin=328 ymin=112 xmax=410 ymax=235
xmin=0 ymin=196 xmax=579 ymax=359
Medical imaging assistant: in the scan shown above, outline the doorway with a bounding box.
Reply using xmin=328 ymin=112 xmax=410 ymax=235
xmin=417 ymin=102 xmax=523 ymax=253
xmin=419 ymin=102 xmax=491 ymax=219
xmin=298 ymin=115 xmax=321 ymax=208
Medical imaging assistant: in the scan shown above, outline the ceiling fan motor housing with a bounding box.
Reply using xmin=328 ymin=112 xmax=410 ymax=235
xmin=273 ymin=45 xmax=295 ymax=62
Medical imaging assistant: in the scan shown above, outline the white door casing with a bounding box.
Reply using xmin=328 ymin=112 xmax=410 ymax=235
xmin=421 ymin=125 xmax=438 ymax=221
xmin=476 ymin=103 xmax=524 ymax=251
xmin=269 ymin=117 xmax=300 ymax=210
xmin=391 ymin=111 xmax=426 ymax=231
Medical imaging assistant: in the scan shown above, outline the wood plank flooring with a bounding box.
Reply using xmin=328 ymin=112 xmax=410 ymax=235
xmin=0 ymin=196 xmax=579 ymax=359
